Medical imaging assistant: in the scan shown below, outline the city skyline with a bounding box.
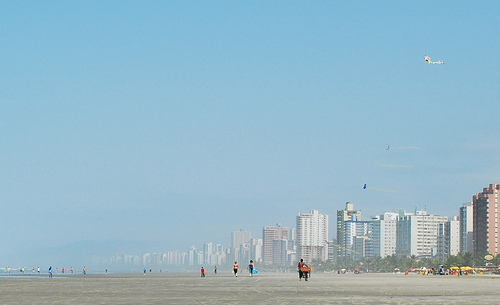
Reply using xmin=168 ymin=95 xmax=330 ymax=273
xmin=2 ymin=1 xmax=500 ymax=266
xmin=0 ymin=180 xmax=492 ymax=272
xmin=10 ymin=184 xmax=486 ymax=271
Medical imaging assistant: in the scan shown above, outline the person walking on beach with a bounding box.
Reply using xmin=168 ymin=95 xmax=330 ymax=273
xmin=298 ymin=259 xmax=309 ymax=281
xmin=214 ymin=266 xmax=218 ymax=274
xmin=248 ymin=260 xmax=254 ymax=277
xmin=201 ymin=267 xmax=205 ymax=277
xmin=48 ymin=266 xmax=53 ymax=278
xmin=233 ymin=261 xmax=239 ymax=277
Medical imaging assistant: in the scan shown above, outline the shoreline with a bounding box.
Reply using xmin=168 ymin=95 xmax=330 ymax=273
xmin=1 ymin=272 xmax=499 ymax=304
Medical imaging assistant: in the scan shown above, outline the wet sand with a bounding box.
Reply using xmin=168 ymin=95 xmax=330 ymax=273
xmin=1 ymin=272 xmax=499 ymax=304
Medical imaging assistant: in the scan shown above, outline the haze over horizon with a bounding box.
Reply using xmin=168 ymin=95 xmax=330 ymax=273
xmin=2 ymin=1 xmax=499 ymax=267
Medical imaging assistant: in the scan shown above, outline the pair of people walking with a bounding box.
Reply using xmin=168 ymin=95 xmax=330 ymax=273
xmin=233 ymin=260 xmax=255 ymax=277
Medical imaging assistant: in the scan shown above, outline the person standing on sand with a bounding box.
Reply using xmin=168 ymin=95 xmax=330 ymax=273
xmin=201 ymin=267 xmax=205 ymax=277
xmin=214 ymin=266 xmax=218 ymax=274
xmin=48 ymin=266 xmax=53 ymax=278
xmin=233 ymin=261 xmax=239 ymax=277
xmin=298 ymin=259 xmax=308 ymax=281
xmin=248 ymin=260 xmax=254 ymax=277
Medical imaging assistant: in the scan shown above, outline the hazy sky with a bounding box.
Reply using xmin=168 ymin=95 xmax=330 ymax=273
xmin=1 ymin=1 xmax=499 ymax=263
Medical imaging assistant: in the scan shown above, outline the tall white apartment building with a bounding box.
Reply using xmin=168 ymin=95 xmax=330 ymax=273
xmin=203 ymin=242 xmax=212 ymax=265
xmin=296 ymin=209 xmax=329 ymax=262
xmin=459 ymin=202 xmax=473 ymax=253
xmin=449 ymin=217 xmax=460 ymax=256
xmin=232 ymin=229 xmax=251 ymax=248
xmin=188 ymin=246 xmax=196 ymax=266
xmin=372 ymin=212 xmax=399 ymax=258
xmin=396 ymin=210 xmax=448 ymax=258
xmin=437 ymin=216 xmax=460 ymax=259
xmin=231 ymin=229 xmax=251 ymax=263
xmin=250 ymin=238 xmax=263 ymax=263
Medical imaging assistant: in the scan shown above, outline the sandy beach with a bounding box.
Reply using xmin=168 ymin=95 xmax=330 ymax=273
xmin=1 ymin=272 xmax=499 ymax=304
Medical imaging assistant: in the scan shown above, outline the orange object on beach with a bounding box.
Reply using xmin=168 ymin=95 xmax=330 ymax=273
xmin=300 ymin=266 xmax=311 ymax=273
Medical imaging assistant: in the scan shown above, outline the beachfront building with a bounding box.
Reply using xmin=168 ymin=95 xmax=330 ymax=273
xmin=296 ymin=209 xmax=329 ymax=262
xmin=327 ymin=239 xmax=338 ymax=262
xmin=336 ymin=202 xmax=362 ymax=258
xmin=203 ymin=242 xmax=213 ymax=265
xmin=459 ymin=202 xmax=474 ymax=253
xmin=249 ymin=238 xmax=263 ymax=263
xmin=232 ymin=229 xmax=251 ymax=248
xmin=230 ymin=229 xmax=251 ymax=263
xmin=202 ymin=243 xmax=227 ymax=266
xmin=436 ymin=216 xmax=460 ymax=260
xmin=396 ymin=210 xmax=448 ymax=258
xmin=262 ymin=225 xmax=289 ymax=265
xmin=473 ymin=184 xmax=500 ymax=256
xmin=372 ymin=212 xmax=399 ymax=258
xmin=343 ymin=219 xmax=375 ymax=259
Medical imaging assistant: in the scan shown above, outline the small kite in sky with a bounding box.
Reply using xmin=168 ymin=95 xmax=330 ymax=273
xmin=386 ymin=145 xmax=420 ymax=150
xmin=376 ymin=162 xmax=413 ymax=168
xmin=424 ymin=55 xmax=444 ymax=65
xmin=363 ymin=184 xmax=397 ymax=193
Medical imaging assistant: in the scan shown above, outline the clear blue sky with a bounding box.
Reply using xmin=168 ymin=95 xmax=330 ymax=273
xmin=1 ymin=1 xmax=499 ymax=264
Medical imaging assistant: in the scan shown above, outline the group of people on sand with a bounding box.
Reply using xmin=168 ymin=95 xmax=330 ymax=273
xmin=200 ymin=258 xmax=311 ymax=281
xmin=232 ymin=260 xmax=255 ymax=277
xmin=46 ymin=266 xmax=82 ymax=277
xmin=201 ymin=260 xmax=256 ymax=277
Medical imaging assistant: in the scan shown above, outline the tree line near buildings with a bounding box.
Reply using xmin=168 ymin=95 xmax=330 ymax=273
xmin=307 ymin=253 xmax=500 ymax=273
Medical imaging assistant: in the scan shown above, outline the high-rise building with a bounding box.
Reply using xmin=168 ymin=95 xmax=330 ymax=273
xmin=296 ymin=209 xmax=329 ymax=262
xmin=337 ymin=202 xmax=362 ymax=257
xmin=437 ymin=216 xmax=460 ymax=260
xmin=203 ymin=242 xmax=212 ymax=265
xmin=459 ymin=202 xmax=474 ymax=253
xmin=473 ymin=184 xmax=500 ymax=256
xmin=232 ymin=229 xmax=251 ymax=248
xmin=212 ymin=244 xmax=226 ymax=266
xmin=262 ymin=225 xmax=289 ymax=265
xmin=396 ymin=210 xmax=448 ymax=258
xmin=188 ymin=246 xmax=196 ymax=266
xmin=372 ymin=212 xmax=398 ymax=258
xmin=249 ymin=238 xmax=263 ymax=263
xmin=231 ymin=229 xmax=251 ymax=263
xmin=344 ymin=219 xmax=375 ymax=259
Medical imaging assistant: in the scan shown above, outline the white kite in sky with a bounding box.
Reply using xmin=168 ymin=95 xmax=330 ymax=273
xmin=386 ymin=145 xmax=421 ymax=150
xmin=376 ymin=162 xmax=413 ymax=168
xmin=424 ymin=55 xmax=444 ymax=65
